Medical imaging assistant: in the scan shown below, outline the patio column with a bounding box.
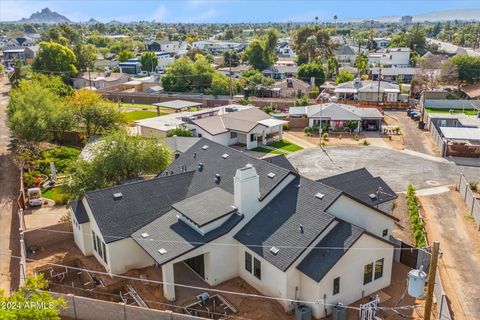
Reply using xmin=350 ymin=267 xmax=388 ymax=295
xmin=279 ymin=125 xmax=283 ymax=140
xmin=162 ymin=263 xmax=175 ymax=301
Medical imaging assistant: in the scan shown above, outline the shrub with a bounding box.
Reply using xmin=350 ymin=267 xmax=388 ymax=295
xmin=263 ymin=105 xmax=273 ymax=114
xmin=283 ymin=123 xmax=290 ymax=131
xmin=322 ymin=132 xmax=329 ymax=141
xmin=469 ymin=181 xmax=478 ymax=191
xmin=354 ymin=134 xmax=360 ymax=141
xmin=239 ymin=98 xmax=251 ymax=105
xmin=166 ymin=126 xmax=193 ymax=137
xmin=406 ymin=184 xmax=427 ymax=247
xmin=23 ymin=169 xmax=41 ymax=188
xmin=304 ymin=126 xmax=312 ymax=134
xmin=362 ymin=139 xmax=370 ymax=146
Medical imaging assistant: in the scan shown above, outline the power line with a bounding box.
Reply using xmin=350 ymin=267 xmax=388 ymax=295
xmin=25 ymin=225 xmax=432 ymax=253
xmin=3 ymin=252 xmax=423 ymax=312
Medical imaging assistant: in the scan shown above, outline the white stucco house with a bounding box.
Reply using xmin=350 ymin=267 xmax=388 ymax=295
xmin=368 ymin=48 xmax=411 ymax=67
xmin=189 ymin=107 xmax=288 ymax=150
xmin=70 ymin=138 xmax=398 ymax=319
xmin=334 ymin=78 xmax=401 ymax=102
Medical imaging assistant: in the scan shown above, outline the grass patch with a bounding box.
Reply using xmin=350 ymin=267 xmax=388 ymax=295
xmin=123 ymin=110 xmax=164 ymax=121
xmin=268 ymin=139 xmax=303 ymax=152
xmin=426 ymin=108 xmax=478 ymax=116
xmin=42 ymin=186 xmax=69 ymax=205
xmin=251 ymin=147 xmax=285 ymax=155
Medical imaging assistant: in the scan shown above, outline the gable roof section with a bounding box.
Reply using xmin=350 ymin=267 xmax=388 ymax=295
xmin=318 ymin=168 xmax=397 ymax=207
xmin=162 ymin=138 xmax=292 ymax=201
xmin=234 ymin=176 xmax=341 ymax=272
xmin=70 ymin=200 xmax=89 ymax=224
xmin=84 ymin=171 xmax=195 ymax=243
xmin=192 ymin=108 xmax=273 ymax=135
xmin=263 ymin=155 xmax=297 ymax=173
xmin=296 ymin=221 xmax=364 ymax=282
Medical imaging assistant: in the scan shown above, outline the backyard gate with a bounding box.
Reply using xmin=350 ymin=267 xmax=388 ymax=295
xmin=399 ymin=242 xmax=418 ymax=269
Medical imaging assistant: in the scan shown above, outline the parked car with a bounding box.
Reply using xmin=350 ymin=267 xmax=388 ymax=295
xmin=366 ymin=124 xmax=377 ymax=131
xmin=412 ymin=114 xmax=421 ymax=121
xmin=407 ymin=108 xmax=416 ymax=116
xmin=410 ymin=112 xmax=419 ymax=119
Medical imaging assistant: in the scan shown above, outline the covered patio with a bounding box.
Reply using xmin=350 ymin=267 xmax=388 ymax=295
xmin=153 ymin=100 xmax=203 ymax=113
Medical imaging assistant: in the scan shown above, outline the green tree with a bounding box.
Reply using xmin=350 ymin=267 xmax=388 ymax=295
xmin=242 ymin=69 xmax=275 ymax=96
xmin=118 ymin=50 xmax=135 ymax=62
xmin=450 ymin=55 xmax=480 ymax=84
xmin=162 ymin=57 xmax=194 ymax=92
xmin=140 ymin=51 xmax=158 ymax=73
xmin=209 ymin=73 xmax=231 ymax=97
xmin=223 ymin=50 xmax=240 ymax=67
xmin=327 ymin=56 xmax=340 ymax=78
xmin=8 ymin=60 xmax=25 ymax=88
xmin=32 ymin=73 xmax=74 ymax=97
xmin=68 ymin=89 xmax=125 ymax=136
xmin=0 ymin=274 xmax=66 ymax=319
xmin=64 ymin=130 xmax=171 ymax=197
xmin=33 ymin=41 xmax=78 ymax=81
xmin=336 ymin=70 xmax=354 ymax=84
xmin=244 ymin=39 xmax=269 ymax=70
xmin=297 ymin=62 xmax=325 ymax=86
xmin=74 ymin=43 xmax=97 ymax=72
xmin=167 ymin=126 xmax=193 ymax=137
xmin=355 ymin=52 xmax=369 ymax=76
xmin=292 ymin=26 xmax=336 ymax=65
xmin=7 ymin=80 xmax=63 ymax=146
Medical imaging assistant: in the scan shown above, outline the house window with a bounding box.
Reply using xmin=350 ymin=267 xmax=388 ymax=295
xmin=382 ymin=229 xmax=388 ymax=237
xmin=363 ymin=263 xmax=373 ymax=285
xmin=92 ymin=231 xmax=97 ymax=251
xmin=102 ymin=242 xmax=107 ymax=264
xmin=245 ymin=252 xmax=252 ymax=273
xmin=374 ymin=259 xmax=384 ymax=280
xmin=253 ymin=257 xmax=261 ymax=280
xmin=97 ymin=236 xmax=103 ymax=257
xmin=333 ymin=277 xmax=340 ymax=295
xmin=230 ymin=132 xmax=237 ymax=139
xmin=250 ymin=134 xmax=255 ymax=142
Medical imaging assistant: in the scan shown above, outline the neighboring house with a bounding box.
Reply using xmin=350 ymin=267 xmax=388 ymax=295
xmin=189 ymin=107 xmax=287 ymax=149
xmin=118 ymin=61 xmax=142 ymax=74
xmin=154 ymin=51 xmax=175 ymax=71
xmin=289 ymin=102 xmax=384 ymax=131
xmin=339 ymin=66 xmax=358 ymax=77
xmin=370 ymin=67 xmax=419 ymax=83
xmin=368 ymin=48 xmax=411 ymax=67
xmin=73 ymin=72 xmax=130 ymax=90
xmin=192 ymin=40 xmax=245 ymax=54
xmin=2 ymin=46 xmax=38 ymax=67
xmin=94 ymin=59 xmax=119 ymax=71
xmin=373 ymin=37 xmax=390 ymax=50
xmin=334 ymin=78 xmax=401 ymax=102
xmin=146 ymin=40 xmax=186 ymax=53
xmin=262 ymin=65 xmax=298 ymax=80
xmin=218 ymin=64 xmax=250 ymax=78
xmin=276 ymin=42 xmax=295 ymax=57
xmin=334 ymin=44 xmax=367 ymax=67
xmin=461 ymin=83 xmax=480 ymax=100
xmin=70 ymin=138 xmax=396 ymax=319
xmin=273 ymin=78 xmax=311 ymax=98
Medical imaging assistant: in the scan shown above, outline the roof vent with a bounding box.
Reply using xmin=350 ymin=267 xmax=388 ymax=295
xmin=141 ymin=233 xmax=149 ymax=238
xmin=193 ymin=152 xmax=197 ymax=158
xmin=222 ymin=153 xmax=229 ymax=159
xmin=267 ymin=172 xmax=276 ymax=179
xmin=245 ymin=163 xmax=253 ymax=168
xmin=270 ymin=246 xmax=280 ymax=255
xmin=295 ymin=184 xmax=301 ymax=189
xmin=202 ymin=145 xmax=209 ymax=150
xmin=315 ymin=192 xmax=325 ymax=200
xmin=113 ymin=192 xmax=123 ymax=200
xmin=299 ymin=224 xmax=304 ymax=234
xmin=214 ymin=174 xmax=221 ymax=183
xmin=369 ymin=193 xmax=378 ymax=201
xmin=158 ymin=248 xmax=167 ymax=255
xmin=198 ymin=163 xmax=204 ymax=171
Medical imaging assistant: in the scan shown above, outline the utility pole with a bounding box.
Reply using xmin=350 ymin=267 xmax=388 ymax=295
xmin=87 ymin=67 xmax=92 ymax=89
xmin=377 ymin=67 xmax=382 ymax=104
xmin=424 ymin=241 xmax=440 ymax=320
xmin=229 ymin=51 xmax=233 ymax=100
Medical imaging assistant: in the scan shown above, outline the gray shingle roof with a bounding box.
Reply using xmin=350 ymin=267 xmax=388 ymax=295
xmin=234 ymin=176 xmax=341 ymax=271
xmin=296 ymin=221 xmax=364 ymax=282
xmin=132 ymin=210 xmax=243 ymax=265
xmin=70 ymin=200 xmax=89 ymax=224
xmin=162 ymin=138 xmax=292 ymax=201
xmin=165 ymin=137 xmax=201 ymax=154
xmin=318 ymin=168 xmax=397 ymax=206
xmin=84 ymin=171 xmax=195 ymax=243
xmin=172 ymin=187 xmax=236 ymax=227
xmin=263 ymin=155 xmax=297 ymax=172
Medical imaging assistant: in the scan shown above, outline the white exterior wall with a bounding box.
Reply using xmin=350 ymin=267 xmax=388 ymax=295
xmin=379 ymin=51 xmax=410 ymax=67
xmin=137 ymin=125 xmax=167 ymax=138
xmin=326 ymin=195 xmax=394 ymax=238
xmin=107 ymin=238 xmax=155 ymax=274
xmin=298 ymin=234 xmax=393 ymax=319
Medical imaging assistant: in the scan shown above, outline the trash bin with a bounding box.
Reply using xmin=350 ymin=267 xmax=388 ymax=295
xmin=418 ymin=121 xmax=425 ymax=129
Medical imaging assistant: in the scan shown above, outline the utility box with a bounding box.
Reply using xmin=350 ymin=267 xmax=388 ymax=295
xmin=295 ymin=304 xmax=312 ymax=320
xmin=331 ymin=303 xmax=348 ymax=320
xmin=408 ymin=266 xmax=427 ymax=298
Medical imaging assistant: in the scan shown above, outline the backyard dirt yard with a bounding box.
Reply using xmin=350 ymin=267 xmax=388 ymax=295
xmin=391 ymin=194 xmax=415 ymax=245
xmin=420 ymin=188 xmax=480 ymax=320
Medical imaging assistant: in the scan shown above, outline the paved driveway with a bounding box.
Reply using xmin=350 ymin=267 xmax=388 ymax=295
xmin=287 ymin=146 xmax=480 ymax=192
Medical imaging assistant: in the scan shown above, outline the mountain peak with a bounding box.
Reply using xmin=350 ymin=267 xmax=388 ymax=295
xmin=19 ymin=7 xmax=71 ymax=24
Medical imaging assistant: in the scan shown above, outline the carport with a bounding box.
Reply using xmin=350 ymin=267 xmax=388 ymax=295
xmin=439 ymin=127 xmax=480 ymax=158
xmin=153 ymin=100 xmax=203 ymax=114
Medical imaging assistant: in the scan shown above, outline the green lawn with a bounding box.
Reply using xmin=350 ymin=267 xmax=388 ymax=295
xmin=120 ymin=103 xmax=157 ymax=110
xmin=426 ymin=108 xmax=478 ymax=116
xmin=123 ymin=110 xmax=164 ymax=121
xmin=268 ymin=139 xmax=303 ymax=152
xmin=251 ymin=147 xmax=285 ymax=155
xmin=42 ymin=186 xmax=69 ymax=205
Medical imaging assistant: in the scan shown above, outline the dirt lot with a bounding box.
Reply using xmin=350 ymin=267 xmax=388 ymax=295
xmin=420 ymin=189 xmax=480 ymax=320
xmin=391 ymin=194 xmax=415 ymax=245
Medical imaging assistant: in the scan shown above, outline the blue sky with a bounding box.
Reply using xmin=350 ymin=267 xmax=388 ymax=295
xmin=1 ymin=0 xmax=480 ymax=23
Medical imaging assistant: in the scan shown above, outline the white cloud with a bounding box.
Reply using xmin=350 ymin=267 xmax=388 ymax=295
xmin=186 ymin=8 xmax=219 ymax=22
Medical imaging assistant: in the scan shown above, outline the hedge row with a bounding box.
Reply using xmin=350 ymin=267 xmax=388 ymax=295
xmin=406 ymin=184 xmax=427 ymax=247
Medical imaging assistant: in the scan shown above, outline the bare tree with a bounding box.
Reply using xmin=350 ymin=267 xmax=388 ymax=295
xmin=439 ymin=60 xmax=460 ymax=89
xmin=416 ymin=54 xmax=443 ymax=89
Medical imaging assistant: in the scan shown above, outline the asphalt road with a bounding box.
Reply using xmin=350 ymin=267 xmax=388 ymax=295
xmin=427 ymin=38 xmax=480 ymax=57
xmin=0 ymin=78 xmax=19 ymax=294
xmin=287 ymin=146 xmax=480 ymax=192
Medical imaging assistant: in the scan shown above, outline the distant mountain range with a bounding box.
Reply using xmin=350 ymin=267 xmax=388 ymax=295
xmin=17 ymin=8 xmax=71 ymax=24
xmin=8 ymin=7 xmax=480 ymax=24
xmin=342 ymin=9 xmax=480 ymax=23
